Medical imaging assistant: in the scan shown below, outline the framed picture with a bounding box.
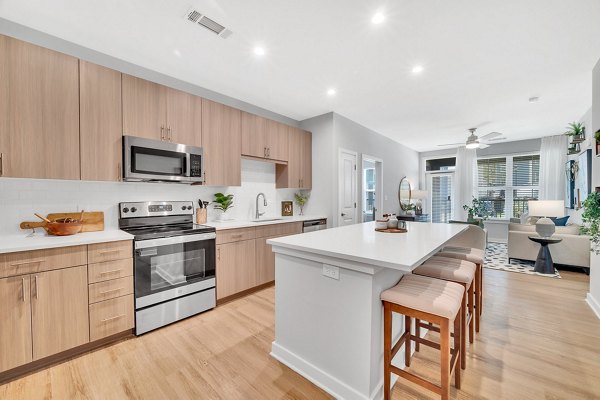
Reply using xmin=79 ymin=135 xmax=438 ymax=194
xmin=565 ymin=160 xmax=575 ymax=209
xmin=578 ymin=149 xmax=592 ymax=204
xmin=281 ymin=201 xmax=293 ymax=216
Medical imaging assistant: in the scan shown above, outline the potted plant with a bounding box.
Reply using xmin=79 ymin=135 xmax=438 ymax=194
xmin=462 ymin=197 xmax=492 ymax=227
xmin=294 ymin=192 xmax=309 ymax=215
xmin=595 ymin=129 xmax=600 ymax=156
xmin=581 ymin=191 xmax=600 ymax=254
xmin=213 ymin=192 xmax=234 ymax=221
xmin=565 ymin=122 xmax=585 ymax=144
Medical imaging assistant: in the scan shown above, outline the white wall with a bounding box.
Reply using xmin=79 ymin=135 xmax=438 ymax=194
xmin=300 ymin=113 xmax=420 ymax=227
xmin=0 ymin=160 xmax=298 ymax=236
xmin=588 ymin=59 xmax=600 ymax=318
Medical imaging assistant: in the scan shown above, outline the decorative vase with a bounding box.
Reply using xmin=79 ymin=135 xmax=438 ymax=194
xmin=535 ymin=217 xmax=555 ymax=238
xmin=299 ymin=206 xmax=304 ymax=216
xmin=219 ymin=210 xmax=231 ymax=221
xmin=467 ymin=212 xmax=474 ymax=222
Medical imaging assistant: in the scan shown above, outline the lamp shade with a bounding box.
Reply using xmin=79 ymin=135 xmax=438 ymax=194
xmin=528 ymin=200 xmax=564 ymax=218
xmin=411 ymin=190 xmax=428 ymax=200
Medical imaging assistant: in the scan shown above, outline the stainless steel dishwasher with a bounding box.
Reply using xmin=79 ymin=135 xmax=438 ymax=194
xmin=302 ymin=218 xmax=327 ymax=232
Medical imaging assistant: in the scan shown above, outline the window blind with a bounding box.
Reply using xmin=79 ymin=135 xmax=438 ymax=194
xmin=512 ymin=155 xmax=540 ymax=217
xmin=477 ymin=158 xmax=507 ymax=218
xmin=431 ymin=175 xmax=453 ymax=223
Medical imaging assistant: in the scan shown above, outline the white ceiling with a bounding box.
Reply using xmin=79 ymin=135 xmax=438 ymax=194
xmin=2 ymin=0 xmax=600 ymax=151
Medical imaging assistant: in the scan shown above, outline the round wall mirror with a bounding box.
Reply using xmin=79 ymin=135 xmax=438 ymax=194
xmin=398 ymin=177 xmax=412 ymax=211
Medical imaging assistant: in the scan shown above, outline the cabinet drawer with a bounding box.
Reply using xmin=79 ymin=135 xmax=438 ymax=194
xmin=216 ymin=227 xmax=256 ymax=245
xmin=88 ymin=258 xmax=133 ymax=284
xmin=255 ymin=222 xmax=303 ymax=238
xmin=89 ymin=276 xmax=133 ymax=304
xmin=88 ymin=240 xmax=132 ymax=264
xmin=0 ymin=245 xmax=87 ymax=279
xmin=89 ymin=295 xmax=134 ymax=341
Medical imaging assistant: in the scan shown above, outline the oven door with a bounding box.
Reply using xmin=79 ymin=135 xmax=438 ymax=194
xmin=134 ymin=233 xmax=216 ymax=309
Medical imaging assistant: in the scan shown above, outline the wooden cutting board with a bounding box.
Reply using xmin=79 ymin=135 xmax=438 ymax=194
xmin=20 ymin=211 xmax=104 ymax=232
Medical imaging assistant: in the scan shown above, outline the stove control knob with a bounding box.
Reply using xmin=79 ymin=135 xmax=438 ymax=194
xmin=181 ymin=206 xmax=186 ymax=210
xmin=187 ymin=206 xmax=192 ymax=210
xmin=122 ymin=207 xmax=129 ymax=213
xmin=131 ymin=207 xmax=137 ymax=213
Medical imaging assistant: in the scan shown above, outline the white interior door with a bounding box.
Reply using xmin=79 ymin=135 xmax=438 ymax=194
xmin=429 ymin=173 xmax=454 ymax=223
xmin=339 ymin=149 xmax=357 ymax=226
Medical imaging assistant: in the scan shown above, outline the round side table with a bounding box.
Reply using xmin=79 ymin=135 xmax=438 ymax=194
xmin=528 ymin=236 xmax=562 ymax=274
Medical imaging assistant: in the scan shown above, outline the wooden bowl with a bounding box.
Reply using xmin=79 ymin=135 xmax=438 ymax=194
xmin=44 ymin=219 xmax=82 ymax=236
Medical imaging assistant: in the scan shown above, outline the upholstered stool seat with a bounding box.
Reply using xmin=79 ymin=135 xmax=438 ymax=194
xmin=381 ymin=274 xmax=464 ymax=400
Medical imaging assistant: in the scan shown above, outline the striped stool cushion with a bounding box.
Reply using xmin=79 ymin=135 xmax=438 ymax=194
xmin=414 ymin=256 xmax=476 ymax=287
xmin=438 ymin=246 xmax=485 ymax=265
xmin=381 ymin=274 xmax=464 ymax=319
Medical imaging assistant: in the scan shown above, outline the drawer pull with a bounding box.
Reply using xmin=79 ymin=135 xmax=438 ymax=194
xmin=99 ymin=250 xmax=121 ymax=256
xmin=99 ymin=287 xmax=124 ymax=295
xmin=101 ymin=314 xmax=126 ymax=323
xmin=231 ymin=234 xmax=243 ymax=239
xmin=99 ymin=269 xmax=122 ymax=276
xmin=22 ymin=277 xmax=26 ymax=302
xmin=10 ymin=260 xmax=44 ymax=267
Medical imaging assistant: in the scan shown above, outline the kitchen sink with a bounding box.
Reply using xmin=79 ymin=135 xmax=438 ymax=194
xmin=251 ymin=218 xmax=283 ymax=223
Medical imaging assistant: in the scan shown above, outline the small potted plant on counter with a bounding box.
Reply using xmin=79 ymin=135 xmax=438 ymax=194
xmin=213 ymin=192 xmax=234 ymax=221
xmin=294 ymin=192 xmax=309 ymax=216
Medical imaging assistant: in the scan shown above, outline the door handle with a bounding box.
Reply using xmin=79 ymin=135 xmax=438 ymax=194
xmin=217 ymin=248 xmax=221 ymax=261
xmin=167 ymin=126 xmax=172 ymax=142
xmin=160 ymin=125 xmax=165 ymax=140
xmin=117 ymin=163 xmax=122 ymax=182
xmin=264 ymin=147 xmax=267 ymax=158
xmin=0 ymin=152 xmax=3 ymax=176
xmin=341 ymin=213 xmax=346 ymax=217
xmin=267 ymin=148 xmax=271 ymax=158
xmin=22 ymin=277 xmax=26 ymax=302
xmin=33 ymin=275 xmax=38 ymax=299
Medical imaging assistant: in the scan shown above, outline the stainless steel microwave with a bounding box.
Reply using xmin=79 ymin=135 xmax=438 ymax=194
xmin=123 ymin=136 xmax=203 ymax=184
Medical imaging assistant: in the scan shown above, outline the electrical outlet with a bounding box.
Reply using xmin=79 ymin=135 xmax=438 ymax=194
xmin=322 ymin=264 xmax=340 ymax=280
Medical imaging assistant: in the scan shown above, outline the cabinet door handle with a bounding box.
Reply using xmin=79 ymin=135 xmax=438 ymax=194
xmin=117 ymin=163 xmax=122 ymax=182
xmin=0 ymin=152 xmax=3 ymax=176
xmin=160 ymin=125 xmax=165 ymax=140
xmin=10 ymin=260 xmax=44 ymax=267
xmin=268 ymin=148 xmax=271 ymax=158
xmin=33 ymin=275 xmax=38 ymax=299
xmin=231 ymin=234 xmax=242 ymax=239
xmin=22 ymin=277 xmax=26 ymax=302
xmin=217 ymin=248 xmax=221 ymax=261
xmin=99 ymin=250 xmax=120 ymax=256
xmin=167 ymin=126 xmax=172 ymax=142
xmin=264 ymin=147 xmax=267 ymax=158
xmin=99 ymin=287 xmax=124 ymax=295
xmin=101 ymin=314 xmax=126 ymax=323
xmin=99 ymin=269 xmax=122 ymax=276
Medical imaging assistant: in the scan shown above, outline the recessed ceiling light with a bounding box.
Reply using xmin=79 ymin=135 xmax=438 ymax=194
xmin=173 ymin=49 xmax=182 ymax=58
xmin=327 ymin=88 xmax=336 ymax=96
xmin=529 ymin=96 xmax=540 ymax=103
xmin=253 ymin=46 xmax=266 ymax=56
xmin=371 ymin=12 xmax=385 ymax=24
xmin=412 ymin=65 xmax=424 ymax=74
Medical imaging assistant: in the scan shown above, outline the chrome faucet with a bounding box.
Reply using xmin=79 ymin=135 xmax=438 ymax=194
xmin=255 ymin=193 xmax=267 ymax=219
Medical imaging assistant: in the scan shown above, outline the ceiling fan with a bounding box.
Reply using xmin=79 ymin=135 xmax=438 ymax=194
xmin=437 ymin=128 xmax=506 ymax=149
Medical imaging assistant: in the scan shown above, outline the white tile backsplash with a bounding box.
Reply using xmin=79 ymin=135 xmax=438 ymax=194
xmin=0 ymin=159 xmax=302 ymax=235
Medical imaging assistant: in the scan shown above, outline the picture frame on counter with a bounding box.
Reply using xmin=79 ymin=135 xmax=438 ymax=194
xmin=281 ymin=201 xmax=293 ymax=216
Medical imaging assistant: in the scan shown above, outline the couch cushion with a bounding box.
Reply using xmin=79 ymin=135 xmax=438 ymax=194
xmin=509 ymin=223 xmax=536 ymax=232
xmin=552 ymin=216 xmax=570 ymax=226
xmin=555 ymin=225 xmax=580 ymax=235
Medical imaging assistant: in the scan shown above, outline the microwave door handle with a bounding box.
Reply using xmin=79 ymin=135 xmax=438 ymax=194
xmin=186 ymin=154 xmax=191 ymax=178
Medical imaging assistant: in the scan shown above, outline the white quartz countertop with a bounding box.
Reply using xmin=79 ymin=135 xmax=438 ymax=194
xmin=0 ymin=230 xmax=134 ymax=254
xmin=205 ymin=215 xmax=327 ymax=230
xmin=268 ymin=221 xmax=467 ymax=271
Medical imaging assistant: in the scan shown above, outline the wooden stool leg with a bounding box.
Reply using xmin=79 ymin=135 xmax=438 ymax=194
xmin=415 ymin=318 xmax=421 ymax=351
xmin=468 ymin=282 xmax=474 ymax=344
xmin=440 ymin=319 xmax=451 ymax=400
xmin=383 ymin=302 xmax=392 ymax=400
xmin=405 ymin=316 xmax=412 ymax=367
xmin=454 ymin=312 xmax=461 ymax=389
xmin=460 ymin=289 xmax=467 ymax=370
xmin=475 ymin=264 xmax=481 ymax=332
xmin=479 ymin=264 xmax=484 ymax=316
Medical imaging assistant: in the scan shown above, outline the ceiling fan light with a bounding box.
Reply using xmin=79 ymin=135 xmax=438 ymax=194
xmin=466 ymin=141 xmax=479 ymax=149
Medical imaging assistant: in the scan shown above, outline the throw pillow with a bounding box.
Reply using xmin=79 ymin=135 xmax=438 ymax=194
xmin=552 ymin=216 xmax=570 ymax=226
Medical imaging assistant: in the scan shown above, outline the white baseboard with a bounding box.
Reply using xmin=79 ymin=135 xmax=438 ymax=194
xmin=586 ymin=293 xmax=600 ymax=320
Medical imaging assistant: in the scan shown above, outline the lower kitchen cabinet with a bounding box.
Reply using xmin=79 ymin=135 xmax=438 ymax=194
xmin=89 ymin=294 xmax=134 ymax=341
xmin=0 ymin=276 xmax=32 ymax=372
xmin=31 ymin=266 xmax=90 ymax=360
xmin=255 ymin=237 xmax=276 ymax=285
xmin=216 ymin=239 xmax=256 ymax=300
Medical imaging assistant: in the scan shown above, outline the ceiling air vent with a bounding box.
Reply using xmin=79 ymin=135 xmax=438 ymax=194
xmin=184 ymin=8 xmax=233 ymax=39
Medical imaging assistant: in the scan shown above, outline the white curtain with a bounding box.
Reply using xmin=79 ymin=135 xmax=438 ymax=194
xmin=539 ymin=135 xmax=567 ymax=200
xmin=453 ymin=147 xmax=479 ymax=221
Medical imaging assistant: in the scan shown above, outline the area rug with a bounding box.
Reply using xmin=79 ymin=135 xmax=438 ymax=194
xmin=485 ymin=242 xmax=561 ymax=278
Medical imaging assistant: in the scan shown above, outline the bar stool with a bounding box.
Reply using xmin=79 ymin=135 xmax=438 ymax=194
xmin=381 ymin=274 xmax=464 ymax=400
xmin=438 ymin=246 xmax=485 ymax=332
xmin=413 ymin=256 xmax=476 ymax=370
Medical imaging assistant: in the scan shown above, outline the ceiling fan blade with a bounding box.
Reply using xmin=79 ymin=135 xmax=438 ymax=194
xmin=484 ymin=137 xmax=506 ymax=142
xmin=478 ymin=143 xmax=490 ymax=149
xmin=437 ymin=143 xmax=463 ymax=147
xmin=480 ymin=131 xmax=502 ymax=140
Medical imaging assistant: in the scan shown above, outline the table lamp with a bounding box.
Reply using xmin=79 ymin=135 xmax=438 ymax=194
xmin=527 ymin=200 xmax=564 ymax=238
xmin=411 ymin=190 xmax=428 ymax=216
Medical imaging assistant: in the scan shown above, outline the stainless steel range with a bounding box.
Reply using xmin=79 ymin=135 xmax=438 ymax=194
xmin=119 ymin=201 xmax=216 ymax=335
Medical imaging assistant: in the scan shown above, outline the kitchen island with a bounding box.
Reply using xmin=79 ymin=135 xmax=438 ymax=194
xmin=267 ymin=221 xmax=467 ymax=400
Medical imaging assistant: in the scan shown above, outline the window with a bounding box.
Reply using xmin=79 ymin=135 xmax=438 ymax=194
xmin=477 ymin=154 xmax=540 ymax=219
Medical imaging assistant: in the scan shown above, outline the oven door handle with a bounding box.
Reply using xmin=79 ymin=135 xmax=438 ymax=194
xmin=135 ymin=233 xmax=216 ymax=249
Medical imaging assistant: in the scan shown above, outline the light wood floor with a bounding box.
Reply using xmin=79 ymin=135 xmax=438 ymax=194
xmin=1 ymin=269 xmax=599 ymax=400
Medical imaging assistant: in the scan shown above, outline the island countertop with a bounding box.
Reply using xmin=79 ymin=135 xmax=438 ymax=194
xmin=268 ymin=221 xmax=467 ymax=271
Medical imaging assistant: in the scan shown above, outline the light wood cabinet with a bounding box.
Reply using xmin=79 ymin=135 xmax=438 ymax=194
xmin=241 ymin=112 xmax=289 ymax=161
xmin=0 ymin=245 xmax=87 ymax=279
xmin=122 ymin=74 xmax=202 ymax=146
xmin=0 ymin=35 xmax=80 ymax=180
xmin=216 ymin=239 xmax=256 ymax=300
xmin=276 ymin=128 xmax=312 ymax=189
xmin=31 ymin=266 xmax=90 ymax=360
xmin=80 ymin=61 xmax=123 ymax=181
xmin=0 ymin=276 xmax=32 ymax=373
xmin=202 ymin=99 xmax=242 ymax=186
xmin=255 ymin=237 xmax=276 ymax=285
xmin=88 ymin=240 xmax=133 ymax=264
xmin=89 ymin=294 xmax=134 ymax=341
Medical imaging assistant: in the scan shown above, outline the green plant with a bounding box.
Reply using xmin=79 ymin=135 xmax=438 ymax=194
xmin=213 ymin=193 xmax=234 ymax=213
xmin=565 ymin=122 xmax=585 ymax=137
xmin=580 ymin=191 xmax=600 ymax=254
xmin=462 ymin=197 xmax=492 ymax=220
xmin=595 ymin=129 xmax=600 ymax=142
xmin=294 ymin=192 xmax=309 ymax=214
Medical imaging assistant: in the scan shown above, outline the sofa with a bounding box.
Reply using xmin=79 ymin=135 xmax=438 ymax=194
xmin=507 ymin=223 xmax=590 ymax=268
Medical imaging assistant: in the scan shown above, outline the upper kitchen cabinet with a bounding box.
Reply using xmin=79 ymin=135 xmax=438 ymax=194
xmin=241 ymin=112 xmax=289 ymax=162
xmin=276 ymin=128 xmax=312 ymax=189
xmin=0 ymin=35 xmax=80 ymax=180
xmin=122 ymin=75 xmax=201 ymax=146
xmin=80 ymin=61 xmax=123 ymax=181
xmin=202 ymin=99 xmax=241 ymax=186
